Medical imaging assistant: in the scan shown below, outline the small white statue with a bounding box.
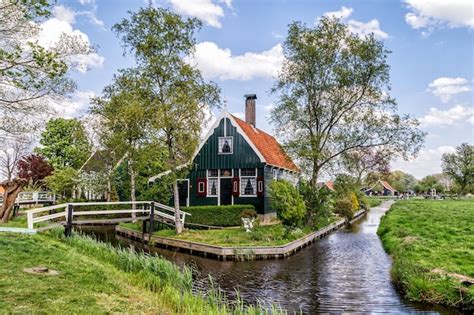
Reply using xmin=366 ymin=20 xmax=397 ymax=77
xmin=241 ymin=217 xmax=255 ymax=232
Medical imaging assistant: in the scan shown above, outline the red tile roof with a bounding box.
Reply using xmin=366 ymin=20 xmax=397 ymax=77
xmin=379 ymin=180 xmax=396 ymax=192
xmin=325 ymin=181 xmax=335 ymax=191
xmin=0 ymin=186 xmax=4 ymax=194
xmin=232 ymin=115 xmax=300 ymax=172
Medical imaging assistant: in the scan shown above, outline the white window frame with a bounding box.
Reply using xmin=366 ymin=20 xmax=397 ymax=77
xmin=218 ymin=136 xmax=233 ymax=155
xmin=239 ymin=168 xmax=257 ymax=197
xmin=272 ymin=168 xmax=278 ymax=180
xmin=198 ymin=181 xmax=206 ymax=194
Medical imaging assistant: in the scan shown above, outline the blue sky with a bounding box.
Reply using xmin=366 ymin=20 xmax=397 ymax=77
xmin=45 ymin=0 xmax=473 ymax=179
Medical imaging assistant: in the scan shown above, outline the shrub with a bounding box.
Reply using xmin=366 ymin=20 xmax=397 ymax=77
xmin=298 ymin=180 xmax=335 ymax=228
xmin=182 ymin=204 xmax=255 ymax=227
xmin=350 ymin=192 xmax=360 ymax=210
xmin=269 ymin=180 xmax=307 ymax=227
xmin=334 ymin=199 xmax=354 ymax=219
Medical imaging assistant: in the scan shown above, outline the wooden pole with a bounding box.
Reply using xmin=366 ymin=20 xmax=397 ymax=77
xmin=149 ymin=201 xmax=155 ymax=235
xmin=65 ymin=204 xmax=73 ymax=237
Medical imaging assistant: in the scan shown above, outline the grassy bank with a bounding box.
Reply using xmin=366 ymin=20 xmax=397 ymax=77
xmin=378 ymin=199 xmax=474 ymax=309
xmin=0 ymin=230 xmax=284 ymax=314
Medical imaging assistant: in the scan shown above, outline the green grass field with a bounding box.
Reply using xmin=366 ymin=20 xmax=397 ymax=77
xmin=378 ymin=199 xmax=474 ymax=309
xmin=0 ymin=230 xmax=283 ymax=314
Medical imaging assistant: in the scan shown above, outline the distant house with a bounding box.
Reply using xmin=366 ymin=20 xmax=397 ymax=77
xmin=379 ymin=180 xmax=397 ymax=196
xmin=318 ymin=181 xmax=335 ymax=192
xmin=149 ymin=94 xmax=300 ymax=220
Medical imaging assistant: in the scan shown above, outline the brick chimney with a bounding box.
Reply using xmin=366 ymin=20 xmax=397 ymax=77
xmin=244 ymin=94 xmax=257 ymax=127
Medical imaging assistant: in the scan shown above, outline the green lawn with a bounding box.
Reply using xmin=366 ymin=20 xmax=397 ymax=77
xmin=0 ymin=230 xmax=283 ymax=314
xmin=378 ymin=199 xmax=474 ymax=309
xmin=153 ymin=224 xmax=313 ymax=247
xmin=368 ymin=197 xmax=384 ymax=207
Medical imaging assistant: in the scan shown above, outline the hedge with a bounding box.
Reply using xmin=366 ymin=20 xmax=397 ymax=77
xmin=182 ymin=204 xmax=255 ymax=227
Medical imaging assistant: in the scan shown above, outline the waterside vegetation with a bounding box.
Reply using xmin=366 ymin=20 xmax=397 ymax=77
xmin=378 ymin=199 xmax=474 ymax=310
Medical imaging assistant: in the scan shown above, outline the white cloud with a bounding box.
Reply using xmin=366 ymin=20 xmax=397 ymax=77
xmin=419 ymin=105 xmax=474 ymax=127
xmin=37 ymin=11 xmax=105 ymax=73
xmin=49 ymin=90 xmax=95 ymax=118
xmin=322 ymin=6 xmax=388 ymax=39
xmin=169 ymin=0 xmax=227 ymax=28
xmin=405 ymin=0 xmax=474 ymax=31
xmin=324 ymin=6 xmax=353 ymax=20
xmin=264 ymin=103 xmax=275 ymax=112
xmin=392 ymin=146 xmax=456 ymax=179
xmin=53 ymin=5 xmax=76 ymax=24
xmin=427 ymin=77 xmax=472 ymax=102
xmin=79 ymin=0 xmax=95 ymax=5
xmin=188 ymin=42 xmax=283 ymax=80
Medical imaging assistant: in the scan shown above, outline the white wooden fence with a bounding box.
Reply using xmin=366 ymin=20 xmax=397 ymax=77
xmin=25 ymin=201 xmax=190 ymax=233
xmin=0 ymin=191 xmax=55 ymax=206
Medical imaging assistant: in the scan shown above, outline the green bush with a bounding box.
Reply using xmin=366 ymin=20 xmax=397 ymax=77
xmin=269 ymin=180 xmax=307 ymax=227
xmin=334 ymin=199 xmax=354 ymax=219
xmin=182 ymin=204 xmax=255 ymax=227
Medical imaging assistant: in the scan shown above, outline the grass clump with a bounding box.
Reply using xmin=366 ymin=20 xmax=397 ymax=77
xmin=378 ymin=199 xmax=474 ymax=310
xmin=183 ymin=204 xmax=256 ymax=227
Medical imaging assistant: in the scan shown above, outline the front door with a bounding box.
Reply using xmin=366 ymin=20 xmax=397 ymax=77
xmin=220 ymin=178 xmax=232 ymax=205
xmin=177 ymin=181 xmax=188 ymax=207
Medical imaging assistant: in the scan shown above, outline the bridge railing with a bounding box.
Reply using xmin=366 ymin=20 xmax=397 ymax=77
xmin=0 ymin=191 xmax=55 ymax=206
xmin=25 ymin=201 xmax=190 ymax=233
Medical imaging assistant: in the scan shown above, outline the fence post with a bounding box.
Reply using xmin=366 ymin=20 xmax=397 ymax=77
xmin=149 ymin=201 xmax=155 ymax=235
xmin=27 ymin=212 xmax=34 ymax=229
xmin=65 ymin=204 xmax=73 ymax=237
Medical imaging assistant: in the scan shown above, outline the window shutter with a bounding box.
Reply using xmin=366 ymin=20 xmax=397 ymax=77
xmin=232 ymin=177 xmax=240 ymax=196
xmin=197 ymin=178 xmax=207 ymax=197
xmin=257 ymin=177 xmax=264 ymax=196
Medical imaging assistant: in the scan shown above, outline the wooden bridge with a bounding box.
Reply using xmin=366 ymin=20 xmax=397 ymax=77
xmin=25 ymin=201 xmax=190 ymax=235
xmin=0 ymin=191 xmax=55 ymax=207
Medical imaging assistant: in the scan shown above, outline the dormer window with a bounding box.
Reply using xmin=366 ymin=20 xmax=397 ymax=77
xmin=218 ymin=137 xmax=233 ymax=154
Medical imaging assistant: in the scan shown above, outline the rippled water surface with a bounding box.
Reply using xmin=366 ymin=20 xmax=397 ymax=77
xmin=91 ymin=202 xmax=461 ymax=314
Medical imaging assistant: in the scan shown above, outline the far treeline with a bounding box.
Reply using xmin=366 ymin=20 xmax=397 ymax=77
xmin=1 ymin=2 xmax=473 ymax=226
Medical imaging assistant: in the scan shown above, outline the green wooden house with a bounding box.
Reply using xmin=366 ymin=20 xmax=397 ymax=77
xmin=149 ymin=94 xmax=300 ymax=220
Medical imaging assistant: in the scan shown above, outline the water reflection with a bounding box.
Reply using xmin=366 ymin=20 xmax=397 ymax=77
xmin=81 ymin=203 xmax=461 ymax=314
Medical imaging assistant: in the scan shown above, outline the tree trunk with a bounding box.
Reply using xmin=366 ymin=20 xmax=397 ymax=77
xmin=0 ymin=179 xmax=27 ymax=223
xmin=173 ymin=180 xmax=183 ymax=234
xmin=129 ymin=166 xmax=137 ymax=222
xmin=106 ymin=177 xmax=112 ymax=202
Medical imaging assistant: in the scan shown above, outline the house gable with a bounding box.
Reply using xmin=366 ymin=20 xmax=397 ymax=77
xmin=193 ymin=114 xmax=264 ymax=171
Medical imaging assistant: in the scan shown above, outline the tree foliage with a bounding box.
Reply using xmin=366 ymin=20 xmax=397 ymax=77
xmin=16 ymin=153 xmax=53 ymax=186
xmin=341 ymin=148 xmax=390 ymax=183
xmin=269 ymin=180 xmax=307 ymax=228
xmin=414 ymin=175 xmax=445 ymax=194
xmin=110 ymin=7 xmax=220 ymax=232
xmin=442 ymin=143 xmax=473 ymax=194
xmin=270 ymin=17 xmax=424 ymax=186
xmin=45 ymin=166 xmax=77 ymax=198
xmin=0 ymin=0 xmax=93 ymax=137
xmin=35 ymin=118 xmax=91 ymax=170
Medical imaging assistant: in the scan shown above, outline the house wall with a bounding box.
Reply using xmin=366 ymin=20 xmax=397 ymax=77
xmin=187 ymin=118 xmax=266 ymax=213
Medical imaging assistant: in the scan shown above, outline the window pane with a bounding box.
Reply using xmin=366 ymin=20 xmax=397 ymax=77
xmin=208 ymin=169 xmax=218 ymax=177
xmin=220 ymin=169 xmax=232 ymax=177
xmin=208 ymin=178 xmax=218 ymax=196
xmin=218 ymin=137 xmax=233 ymax=154
xmin=241 ymin=177 xmax=256 ymax=195
xmin=240 ymin=168 xmax=256 ymax=176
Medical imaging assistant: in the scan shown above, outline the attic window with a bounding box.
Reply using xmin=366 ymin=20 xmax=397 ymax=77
xmin=218 ymin=137 xmax=233 ymax=154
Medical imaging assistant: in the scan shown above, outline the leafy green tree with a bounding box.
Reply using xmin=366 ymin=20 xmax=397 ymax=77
xmin=0 ymin=0 xmax=93 ymax=137
xmin=35 ymin=118 xmax=91 ymax=170
xmin=45 ymin=167 xmax=78 ymax=199
xmin=269 ymin=180 xmax=307 ymax=228
xmin=270 ymin=17 xmax=425 ymax=188
xmin=112 ymin=7 xmax=220 ymax=233
xmin=442 ymin=143 xmax=473 ymax=194
xmin=91 ymin=71 xmax=151 ymax=214
xmin=341 ymin=148 xmax=391 ymax=184
xmin=414 ymin=175 xmax=445 ymax=194
xmin=388 ymin=170 xmax=417 ymax=192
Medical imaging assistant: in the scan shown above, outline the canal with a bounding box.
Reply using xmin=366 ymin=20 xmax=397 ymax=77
xmin=83 ymin=201 xmax=459 ymax=314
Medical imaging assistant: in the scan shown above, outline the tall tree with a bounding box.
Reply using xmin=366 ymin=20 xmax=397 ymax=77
xmin=91 ymin=71 xmax=150 ymax=213
xmin=35 ymin=118 xmax=91 ymax=170
xmin=442 ymin=143 xmax=473 ymax=194
xmin=270 ymin=17 xmax=424 ymax=187
xmin=0 ymin=136 xmax=30 ymax=181
xmin=341 ymin=148 xmax=390 ymax=184
xmin=0 ymin=0 xmax=93 ymax=137
xmin=112 ymin=7 xmax=220 ymax=233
